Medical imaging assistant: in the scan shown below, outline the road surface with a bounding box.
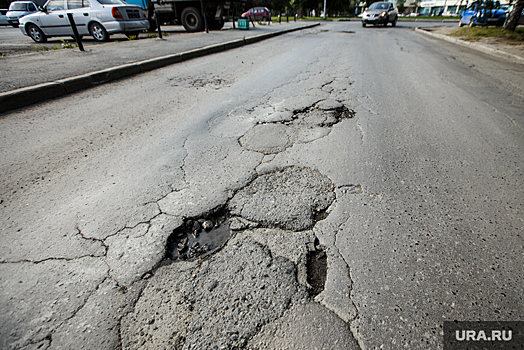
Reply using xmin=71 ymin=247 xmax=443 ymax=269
xmin=1 ymin=21 xmax=523 ymax=349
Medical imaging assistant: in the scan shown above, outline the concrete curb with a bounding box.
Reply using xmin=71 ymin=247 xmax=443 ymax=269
xmin=415 ymin=27 xmax=524 ymax=65
xmin=338 ymin=18 xmax=459 ymax=22
xmin=0 ymin=23 xmax=320 ymax=114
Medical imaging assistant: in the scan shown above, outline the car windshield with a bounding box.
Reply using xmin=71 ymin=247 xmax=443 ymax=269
xmin=96 ymin=0 xmax=126 ymax=4
xmin=369 ymin=2 xmax=389 ymax=10
xmin=9 ymin=2 xmax=29 ymax=11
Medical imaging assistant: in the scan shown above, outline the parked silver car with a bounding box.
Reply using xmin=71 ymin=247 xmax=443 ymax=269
xmin=361 ymin=1 xmax=398 ymax=27
xmin=6 ymin=1 xmax=40 ymax=27
xmin=0 ymin=9 xmax=8 ymax=25
xmin=19 ymin=0 xmax=149 ymax=43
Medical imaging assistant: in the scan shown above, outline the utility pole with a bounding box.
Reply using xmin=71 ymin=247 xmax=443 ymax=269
xmin=323 ymin=0 xmax=326 ymax=19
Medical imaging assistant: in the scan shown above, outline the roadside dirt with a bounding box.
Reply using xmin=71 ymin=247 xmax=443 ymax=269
xmin=425 ymin=26 xmax=524 ymax=59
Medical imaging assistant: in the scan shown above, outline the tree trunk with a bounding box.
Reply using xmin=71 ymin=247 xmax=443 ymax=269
xmin=504 ymin=0 xmax=524 ymax=31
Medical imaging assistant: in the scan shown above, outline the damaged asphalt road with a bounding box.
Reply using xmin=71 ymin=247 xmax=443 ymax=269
xmin=2 ymin=21 xmax=524 ymax=350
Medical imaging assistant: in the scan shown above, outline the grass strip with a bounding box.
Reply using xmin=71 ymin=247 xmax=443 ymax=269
xmin=449 ymin=27 xmax=524 ymax=44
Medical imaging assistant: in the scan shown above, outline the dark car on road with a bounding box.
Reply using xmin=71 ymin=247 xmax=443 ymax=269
xmin=241 ymin=7 xmax=271 ymax=21
xmin=361 ymin=1 xmax=398 ymax=27
xmin=459 ymin=1 xmax=507 ymax=27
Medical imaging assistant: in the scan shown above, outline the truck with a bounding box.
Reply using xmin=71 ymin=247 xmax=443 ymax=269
xmin=125 ymin=0 xmax=239 ymax=32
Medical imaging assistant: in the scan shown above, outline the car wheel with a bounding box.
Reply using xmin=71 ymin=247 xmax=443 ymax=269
xmin=11 ymin=23 xmax=19 ymax=28
xmin=261 ymin=16 xmax=267 ymax=21
xmin=458 ymin=18 xmax=464 ymax=27
xmin=362 ymin=21 xmax=366 ymax=27
xmin=468 ymin=18 xmax=476 ymax=27
xmin=383 ymin=19 xmax=388 ymax=27
xmin=181 ymin=6 xmax=203 ymax=32
xmin=125 ymin=32 xmax=140 ymax=38
xmin=90 ymin=22 xmax=109 ymax=42
xmin=27 ymin=24 xmax=47 ymax=43
xmin=392 ymin=16 xmax=397 ymax=27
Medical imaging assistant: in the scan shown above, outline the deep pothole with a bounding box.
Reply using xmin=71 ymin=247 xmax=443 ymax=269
xmin=307 ymin=240 xmax=328 ymax=297
xmin=291 ymin=101 xmax=355 ymax=127
xmin=165 ymin=210 xmax=231 ymax=261
xmin=164 ymin=167 xmax=336 ymax=265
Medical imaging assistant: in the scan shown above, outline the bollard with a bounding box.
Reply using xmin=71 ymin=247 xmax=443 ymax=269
xmin=294 ymin=14 xmax=296 ymax=22
xmin=200 ymin=0 xmax=208 ymax=33
xmin=279 ymin=14 xmax=281 ymax=23
xmin=154 ymin=11 xmax=162 ymax=39
xmin=66 ymin=13 xmax=84 ymax=51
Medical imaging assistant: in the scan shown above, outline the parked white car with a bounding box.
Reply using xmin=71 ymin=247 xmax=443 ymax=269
xmin=6 ymin=1 xmax=40 ymax=28
xmin=19 ymin=0 xmax=149 ymax=43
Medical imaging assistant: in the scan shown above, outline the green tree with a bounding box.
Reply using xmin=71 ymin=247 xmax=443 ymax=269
xmin=505 ymin=0 xmax=524 ymax=31
xmin=397 ymin=0 xmax=405 ymax=14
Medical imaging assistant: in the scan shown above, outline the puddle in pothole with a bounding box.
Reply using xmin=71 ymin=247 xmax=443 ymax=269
xmin=307 ymin=240 xmax=327 ymax=296
xmin=166 ymin=212 xmax=231 ymax=261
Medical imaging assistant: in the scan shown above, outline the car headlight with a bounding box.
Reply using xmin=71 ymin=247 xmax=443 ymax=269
xmin=379 ymin=11 xmax=387 ymax=17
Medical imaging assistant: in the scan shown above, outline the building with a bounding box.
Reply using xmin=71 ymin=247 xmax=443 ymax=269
xmin=359 ymin=0 xmax=511 ymax=16
xmin=408 ymin=0 xmax=511 ymax=16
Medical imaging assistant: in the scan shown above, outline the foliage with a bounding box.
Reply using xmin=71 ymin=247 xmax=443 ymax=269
xmin=504 ymin=0 xmax=524 ymax=31
xmin=397 ymin=0 xmax=405 ymax=14
xmin=60 ymin=39 xmax=77 ymax=48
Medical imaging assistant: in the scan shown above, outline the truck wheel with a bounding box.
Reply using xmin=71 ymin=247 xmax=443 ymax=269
xmin=27 ymin=24 xmax=47 ymax=43
xmin=181 ymin=6 xmax=203 ymax=32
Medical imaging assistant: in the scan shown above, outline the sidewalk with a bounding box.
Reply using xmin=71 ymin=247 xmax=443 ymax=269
xmin=0 ymin=21 xmax=319 ymax=113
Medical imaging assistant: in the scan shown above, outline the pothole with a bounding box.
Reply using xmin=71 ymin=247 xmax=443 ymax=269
xmin=239 ymin=123 xmax=292 ymax=155
xmin=228 ymin=166 xmax=335 ymax=231
xmin=237 ymin=100 xmax=354 ymax=154
xmin=307 ymin=239 xmax=327 ymax=297
xmin=291 ymin=100 xmax=354 ymax=127
xmin=165 ymin=210 xmax=231 ymax=261
xmin=168 ymin=75 xmax=233 ymax=90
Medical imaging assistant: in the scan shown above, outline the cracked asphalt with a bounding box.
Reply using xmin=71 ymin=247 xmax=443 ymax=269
xmin=1 ymin=21 xmax=524 ymax=349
